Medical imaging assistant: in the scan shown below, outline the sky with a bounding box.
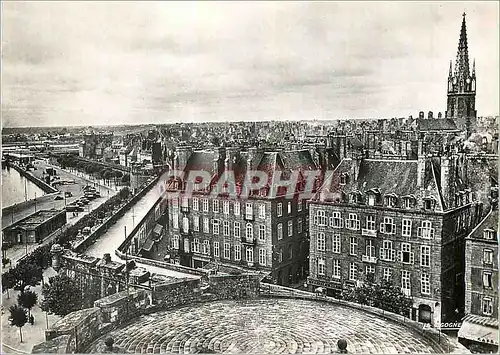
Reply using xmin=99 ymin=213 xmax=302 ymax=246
xmin=1 ymin=1 xmax=499 ymax=128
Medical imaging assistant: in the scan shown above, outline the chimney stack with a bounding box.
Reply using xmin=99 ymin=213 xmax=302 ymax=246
xmin=419 ymin=111 xmax=425 ymax=119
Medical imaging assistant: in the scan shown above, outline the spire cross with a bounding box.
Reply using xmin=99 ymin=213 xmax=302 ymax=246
xmin=463 ymin=12 xmax=466 ymax=18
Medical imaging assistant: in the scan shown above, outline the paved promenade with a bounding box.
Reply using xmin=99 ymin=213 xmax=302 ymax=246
xmin=88 ymin=298 xmax=445 ymax=354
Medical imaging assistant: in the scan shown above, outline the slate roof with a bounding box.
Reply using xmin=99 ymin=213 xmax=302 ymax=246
xmin=418 ymin=119 xmax=459 ymax=132
xmin=467 ymin=209 xmax=498 ymax=242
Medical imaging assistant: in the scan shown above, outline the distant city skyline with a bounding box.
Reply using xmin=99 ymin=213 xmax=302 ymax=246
xmin=2 ymin=1 xmax=499 ymax=128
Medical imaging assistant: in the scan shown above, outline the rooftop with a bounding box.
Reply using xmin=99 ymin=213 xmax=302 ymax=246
xmin=5 ymin=209 xmax=64 ymax=231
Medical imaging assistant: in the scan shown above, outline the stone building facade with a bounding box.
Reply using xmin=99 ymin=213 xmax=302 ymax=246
xmin=307 ymin=140 xmax=483 ymax=327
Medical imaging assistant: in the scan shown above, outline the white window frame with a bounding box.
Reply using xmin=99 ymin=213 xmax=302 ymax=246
xmin=212 ymin=219 xmax=220 ymax=235
xmin=193 ymin=216 xmax=200 ymax=232
xmin=223 ymin=200 xmax=230 ymax=215
xmin=380 ymin=240 xmax=395 ymax=261
xmin=234 ymin=244 xmax=241 ymax=261
xmin=366 ymin=215 xmax=376 ymax=231
xmin=213 ymin=199 xmax=219 ymax=213
xmin=402 ymin=219 xmax=412 ymax=237
xmin=234 ymin=221 xmax=240 ymax=238
xmin=483 ymin=271 xmax=493 ymax=288
xmin=287 ymin=201 xmax=292 ymax=214
xmin=203 ymin=217 xmax=209 ymax=233
xmin=202 ymin=199 xmax=209 ymax=213
xmin=329 ymin=211 xmax=343 ymax=228
xmin=332 ymin=234 xmax=341 ymax=254
xmin=193 ymin=238 xmax=200 ymax=253
xmin=318 ymin=258 xmax=326 ymax=276
xmin=202 ymin=240 xmax=210 ymax=255
xmin=349 ymin=237 xmax=358 ymax=256
xmin=259 ymin=249 xmax=266 ymax=266
xmin=421 ymin=245 xmax=431 ymax=267
xmin=258 ymin=225 xmax=266 ymax=241
xmin=258 ymin=204 xmax=266 ymax=219
xmin=315 ymin=210 xmax=327 ymax=226
xmin=401 ymin=270 xmax=411 ymax=294
xmin=346 ymin=213 xmax=360 ymax=230
xmin=421 ymin=272 xmax=430 ymax=295
xmin=383 ymin=268 xmax=392 ymax=281
xmin=182 ymin=216 xmax=189 ymax=233
xmin=380 ymin=217 xmax=395 ymax=234
xmin=277 ymin=223 xmax=283 ymax=240
xmin=245 ymin=202 xmax=253 ymax=219
xmin=223 ymin=242 xmax=231 ymax=259
xmin=288 ymin=220 xmax=293 ymax=237
xmin=365 ymin=264 xmax=375 ymax=275
xmin=317 ymin=232 xmax=326 ymax=252
xmin=246 ymin=247 xmax=254 ymax=263
xmin=482 ymin=297 xmax=493 ymax=315
xmin=349 ymin=262 xmax=357 ymax=280
xmin=365 ymin=239 xmax=375 ymax=257
xmin=172 ymin=235 xmax=179 ymax=249
xmin=484 ymin=249 xmax=494 ymax=264
xmin=172 ymin=212 xmax=179 ymax=230
xmin=192 ymin=197 xmax=199 ymax=211
xmin=246 ymin=223 xmax=253 ymax=241
xmin=277 ymin=203 xmax=283 ymax=217
xmin=214 ymin=241 xmax=220 ymax=257
xmin=400 ymin=242 xmax=414 ymax=264
xmin=418 ymin=220 xmax=435 ymax=239
xmin=234 ymin=202 xmax=240 ymax=216
xmin=332 ymin=259 xmax=341 ymax=278
xmin=298 ymin=218 xmax=303 ymax=233
xmin=223 ymin=220 xmax=230 ymax=236
xmin=297 ymin=200 xmax=302 ymax=212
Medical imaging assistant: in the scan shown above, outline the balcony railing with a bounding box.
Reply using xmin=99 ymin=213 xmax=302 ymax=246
xmin=244 ymin=213 xmax=254 ymax=221
xmin=361 ymin=229 xmax=377 ymax=237
xmin=361 ymin=255 xmax=378 ymax=264
xmin=241 ymin=237 xmax=257 ymax=245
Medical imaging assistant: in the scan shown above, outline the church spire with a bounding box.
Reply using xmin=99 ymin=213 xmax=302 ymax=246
xmin=454 ymin=12 xmax=470 ymax=80
xmin=449 ymin=60 xmax=453 ymax=77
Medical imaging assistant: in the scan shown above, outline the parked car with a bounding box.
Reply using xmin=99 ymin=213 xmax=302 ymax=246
xmin=76 ymin=201 xmax=85 ymax=207
xmin=66 ymin=204 xmax=84 ymax=212
xmin=64 ymin=191 xmax=73 ymax=198
xmin=79 ymin=198 xmax=89 ymax=205
xmin=84 ymin=193 xmax=96 ymax=200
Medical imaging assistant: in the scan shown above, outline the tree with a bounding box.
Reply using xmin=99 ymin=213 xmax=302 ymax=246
xmin=121 ymin=174 xmax=130 ymax=184
xmin=18 ymin=289 xmax=38 ymax=317
xmin=2 ymin=270 xmax=17 ymax=299
xmin=12 ymin=262 xmax=43 ymax=292
xmin=41 ymin=275 xmax=83 ymax=317
xmin=9 ymin=305 xmax=28 ymax=342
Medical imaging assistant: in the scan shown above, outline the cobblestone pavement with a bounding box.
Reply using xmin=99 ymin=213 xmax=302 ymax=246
xmin=88 ymin=299 xmax=445 ymax=354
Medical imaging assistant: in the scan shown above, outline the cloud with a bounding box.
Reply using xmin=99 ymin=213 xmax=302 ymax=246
xmin=1 ymin=1 xmax=498 ymax=128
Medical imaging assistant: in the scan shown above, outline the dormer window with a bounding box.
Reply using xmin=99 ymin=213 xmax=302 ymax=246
xmin=366 ymin=189 xmax=381 ymax=206
xmin=402 ymin=196 xmax=415 ymax=209
xmin=484 ymin=229 xmax=496 ymax=240
xmin=340 ymin=173 xmax=349 ymax=186
xmin=423 ymin=198 xmax=436 ymax=211
xmin=349 ymin=191 xmax=363 ymax=204
xmin=384 ymin=194 xmax=398 ymax=208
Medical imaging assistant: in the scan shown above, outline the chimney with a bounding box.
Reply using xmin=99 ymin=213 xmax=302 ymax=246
xmin=213 ymin=147 xmax=226 ymax=176
xmin=440 ymin=154 xmax=455 ymax=210
xmin=438 ymin=112 xmax=443 ymax=119
xmin=247 ymin=147 xmax=263 ymax=170
xmin=175 ymin=145 xmax=193 ymax=172
xmin=224 ymin=146 xmax=239 ymax=172
xmin=103 ymin=253 xmax=112 ymax=264
xmin=419 ymin=111 xmax=425 ymax=119
xmin=428 ymin=111 xmax=434 ymax=119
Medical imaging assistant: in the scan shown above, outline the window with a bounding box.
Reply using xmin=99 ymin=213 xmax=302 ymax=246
xmin=259 ymin=249 xmax=266 ymax=266
xmin=287 ymin=202 xmax=292 ymax=214
xmin=484 ymin=249 xmax=494 ymax=264
xmin=202 ymin=199 xmax=209 ymax=212
xmin=258 ymin=225 xmax=266 ymax=241
xmin=349 ymin=237 xmax=358 ymax=256
xmin=193 ymin=198 xmax=199 ymax=211
xmin=365 ymin=239 xmax=375 ymax=257
xmin=421 ymin=246 xmax=431 ymax=267
xmin=223 ymin=200 xmax=230 ymax=215
xmin=277 ymin=223 xmax=283 ymax=240
xmin=288 ymin=220 xmax=293 ymax=236
xmin=383 ymin=268 xmax=392 ymax=282
xmin=172 ymin=198 xmax=179 ymax=209
xmin=400 ymin=243 xmax=414 ymax=264
xmin=234 ymin=244 xmax=241 ymax=261
xmin=277 ymin=203 xmax=283 ymax=217
xmin=346 ymin=213 xmax=360 ymax=230
xmin=245 ymin=202 xmax=253 ymax=219
xmin=484 ymin=229 xmax=496 ymax=240
xmin=365 ymin=265 xmax=375 ymax=276
xmin=340 ymin=173 xmax=348 ymax=185
xmin=329 ymin=212 xmax=343 ymax=228
xmin=193 ymin=216 xmax=200 ymax=232
xmin=402 ymin=219 xmax=412 ymax=237
xmin=380 ymin=240 xmax=395 ymax=261
xmin=184 ymin=238 xmax=190 ymax=253
xmin=213 ymin=199 xmax=219 ymax=213
xmin=380 ymin=217 xmax=395 ymax=234
xmin=193 ymin=238 xmax=200 ymax=253
xmin=223 ymin=220 xmax=230 ymax=236
xmin=424 ymin=198 xmax=435 ymax=211
xmin=349 ymin=262 xmax=357 ymax=280
xmin=315 ymin=210 xmax=327 ymax=226
xmin=384 ymin=195 xmax=397 ymax=207
xmin=182 ymin=216 xmax=189 ymax=233
xmin=234 ymin=202 xmax=240 ymax=216
xmin=246 ymin=223 xmax=253 ymax=240
xmin=298 ymin=218 xmax=303 ymax=233
xmin=202 ymin=240 xmax=210 ymax=255
xmin=288 ymin=245 xmax=293 ymax=260
xmin=279 ymin=248 xmax=283 ymax=263
xmin=402 ymin=197 xmax=414 ymax=209
xmin=367 ymin=194 xmax=376 ymax=206
xmin=482 ymin=297 xmax=493 ymax=315
xmin=173 ymin=213 xmax=179 ymax=229
xmin=318 ymin=258 xmax=326 ymax=276
xmin=332 ymin=260 xmax=341 ymax=278
xmin=172 ymin=235 xmax=179 ymax=249
xmin=401 ymin=270 xmax=411 ymax=295
xmin=259 ymin=204 xmax=266 ymax=219
xmin=246 ymin=247 xmax=254 ymax=263
xmin=421 ymin=272 xmax=430 ymax=295
xmin=212 ymin=220 xmax=220 ymax=235
xmin=181 ymin=197 xmax=189 ymax=209
xmin=234 ymin=222 xmax=240 ymax=238
xmin=332 ymin=234 xmax=341 ymax=254
xmin=214 ymin=241 xmax=219 ymax=257
xmin=366 ymin=215 xmax=376 ymax=231
xmin=203 ymin=217 xmax=209 ymax=233
xmin=298 ymin=200 xmax=302 ymax=212
xmin=483 ymin=272 xmax=493 ymax=288
xmin=418 ymin=221 xmax=434 ymax=239
xmin=317 ymin=232 xmax=326 ymax=251
xmin=223 ymin=243 xmax=231 ymax=259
